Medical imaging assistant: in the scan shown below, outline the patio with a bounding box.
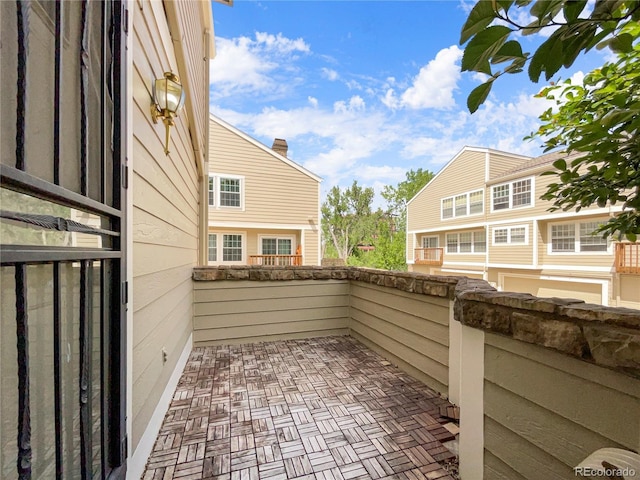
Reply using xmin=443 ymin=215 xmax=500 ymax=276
xmin=143 ymin=336 xmax=459 ymax=480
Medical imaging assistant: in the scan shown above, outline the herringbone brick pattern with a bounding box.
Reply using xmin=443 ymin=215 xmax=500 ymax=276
xmin=143 ymin=336 xmax=458 ymax=479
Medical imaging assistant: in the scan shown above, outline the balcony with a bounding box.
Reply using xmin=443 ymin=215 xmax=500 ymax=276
xmin=414 ymin=248 xmax=444 ymax=266
xmin=135 ymin=266 xmax=639 ymax=480
xmin=615 ymin=242 xmax=640 ymax=274
xmin=250 ymin=254 xmax=303 ymax=266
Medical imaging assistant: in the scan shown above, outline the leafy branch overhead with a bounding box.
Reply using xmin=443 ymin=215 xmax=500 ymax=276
xmin=460 ymin=0 xmax=640 ymax=113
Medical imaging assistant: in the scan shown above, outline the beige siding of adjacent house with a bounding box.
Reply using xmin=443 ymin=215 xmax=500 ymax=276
xmin=193 ymin=280 xmax=350 ymax=345
xmin=484 ymin=333 xmax=640 ymax=479
xmin=349 ymin=282 xmax=450 ymax=395
xmin=131 ymin=0 xmax=206 ymax=452
xmin=618 ymin=275 xmax=640 ymax=308
xmin=487 ymin=151 xmax=531 ymax=180
xmin=407 ymin=149 xmax=487 ymax=232
xmin=209 ymin=118 xmax=320 ymax=226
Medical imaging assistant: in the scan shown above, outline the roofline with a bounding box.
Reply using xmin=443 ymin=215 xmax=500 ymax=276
xmin=406 ymin=146 xmax=534 ymax=207
xmin=209 ymin=113 xmax=323 ymax=183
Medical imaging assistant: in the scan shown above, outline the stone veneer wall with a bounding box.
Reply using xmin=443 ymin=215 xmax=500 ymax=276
xmin=193 ymin=266 xmax=639 ymax=378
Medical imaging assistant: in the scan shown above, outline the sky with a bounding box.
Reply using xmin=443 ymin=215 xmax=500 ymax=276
xmin=208 ymin=0 xmax=610 ymax=205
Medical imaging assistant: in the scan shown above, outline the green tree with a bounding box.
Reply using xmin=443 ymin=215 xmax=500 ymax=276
xmin=460 ymin=0 xmax=640 ymax=113
xmin=321 ymin=181 xmax=378 ymax=260
xmin=381 ymin=168 xmax=435 ymax=220
xmin=533 ymin=46 xmax=640 ymax=240
xmin=461 ymin=0 xmax=640 ymax=240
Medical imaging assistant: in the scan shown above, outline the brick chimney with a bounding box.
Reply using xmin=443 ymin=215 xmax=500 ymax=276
xmin=272 ymin=138 xmax=288 ymax=157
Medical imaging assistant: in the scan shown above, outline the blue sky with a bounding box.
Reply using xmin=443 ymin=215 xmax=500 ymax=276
xmin=209 ymin=0 xmax=609 ymax=205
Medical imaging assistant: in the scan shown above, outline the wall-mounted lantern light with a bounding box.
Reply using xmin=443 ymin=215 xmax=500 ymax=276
xmin=151 ymin=72 xmax=186 ymax=155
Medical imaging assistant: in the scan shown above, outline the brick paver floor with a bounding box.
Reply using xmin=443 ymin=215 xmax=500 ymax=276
xmin=143 ymin=336 xmax=458 ymax=480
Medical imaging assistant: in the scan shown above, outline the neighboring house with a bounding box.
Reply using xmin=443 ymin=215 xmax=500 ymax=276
xmin=0 ymin=1 xmax=218 ymax=478
xmin=208 ymin=114 xmax=322 ymax=266
xmin=406 ymin=146 xmax=640 ymax=309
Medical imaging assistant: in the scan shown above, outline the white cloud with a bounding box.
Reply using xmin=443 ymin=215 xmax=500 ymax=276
xmin=210 ymin=32 xmax=310 ymax=99
xmin=321 ymin=68 xmax=339 ymax=81
xmin=308 ymin=96 xmax=319 ymax=108
xmin=401 ymin=45 xmax=463 ymax=109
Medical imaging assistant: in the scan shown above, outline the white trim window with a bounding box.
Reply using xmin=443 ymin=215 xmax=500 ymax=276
xmin=421 ymin=236 xmax=438 ymax=248
xmin=441 ymin=189 xmax=483 ymax=219
xmin=492 ymin=225 xmax=529 ymax=245
xmin=446 ymin=231 xmax=485 ymax=253
xmin=549 ymin=221 xmax=609 ymax=254
xmin=209 ymin=174 xmax=245 ymax=210
xmin=491 ymin=177 xmax=533 ymax=211
xmin=207 ymin=232 xmax=245 ymax=264
xmin=260 ymin=235 xmax=294 ymax=255
xmin=208 ymin=175 xmax=215 ymax=206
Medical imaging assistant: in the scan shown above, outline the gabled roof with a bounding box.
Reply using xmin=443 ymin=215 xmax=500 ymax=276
xmin=406 ymin=146 xmax=532 ymax=206
xmin=489 ymin=150 xmax=584 ymax=184
xmin=209 ymin=113 xmax=322 ymax=183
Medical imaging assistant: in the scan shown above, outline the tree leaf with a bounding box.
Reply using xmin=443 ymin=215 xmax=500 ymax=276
xmin=467 ymin=82 xmax=493 ymax=113
xmin=528 ymin=32 xmax=564 ymax=82
xmin=552 ymin=158 xmax=567 ymax=170
xmin=530 ymin=0 xmax=564 ymax=21
xmin=598 ymin=33 xmax=634 ymax=53
xmin=460 ymin=0 xmax=498 ymax=44
xmin=563 ymin=0 xmax=587 ymax=22
xmin=461 ymin=25 xmax=513 ymax=74
xmin=491 ymin=40 xmax=525 ymax=64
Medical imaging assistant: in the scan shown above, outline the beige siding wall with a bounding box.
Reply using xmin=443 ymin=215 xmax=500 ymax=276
xmin=131 ymin=0 xmax=203 ymax=452
xmin=407 ymin=150 xmax=486 ymax=231
xmin=304 ymin=228 xmax=320 ymax=265
xmin=193 ymin=280 xmax=350 ymax=345
xmin=484 ymin=333 xmax=640 ymax=479
xmin=349 ymin=282 xmax=450 ymax=395
xmin=500 ymin=275 xmax=603 ymax=304
xmin=488 ymin=152 xmax=530 ymax=180
xmin=209 ymin=118 xmax=320 ymax=226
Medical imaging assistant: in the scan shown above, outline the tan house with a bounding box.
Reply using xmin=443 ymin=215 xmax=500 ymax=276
xmin=407 ymin=146 xmax=640 ymax=309
xmin=208 ymin=114 xmax=322 ymax=266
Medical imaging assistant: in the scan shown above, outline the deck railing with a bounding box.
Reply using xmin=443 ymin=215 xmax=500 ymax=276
xmin=615 ymin=242 xmax=640 ymax=274
xmin=249 ymin=254 xmax=303 ymax=266
xmin=414 ymin=247 xmax=444 ymax=266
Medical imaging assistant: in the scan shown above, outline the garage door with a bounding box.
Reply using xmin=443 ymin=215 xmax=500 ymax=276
xmin=503 ymin=276 xmax=602 ymax=305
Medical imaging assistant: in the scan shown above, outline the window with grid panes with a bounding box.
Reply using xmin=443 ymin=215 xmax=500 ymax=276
xmin=494 ymin=228 xmax=508 ymax=244
xmin=208 ymin=176 xmax=215 ymax=206
xmin=510 ymin=227 xmax=526 ymax=244
xmin=459 ymin=232 xmax=472 ymax=252
xmin=220 ymin=178 xmax=241 ymax=207
xmin=473 ymin=232 xmax=486 ymax=252
xmin=493 ymin=184 xmax=510 ymax=210
xmin=469 ymin=190 xmax=483 ymax=214
xmin=455 ymin=195 xmax=468 ymax=217
xmin=446 ymin=234 xmax=458 ymax=253
xmin=442 ymin=198 xmax=453 ymax=219
xmin=551 ymin=224 xmax=575 ymax=252
xmin=422 ymin=236 xmax=438 ymax=248
xmin=208 ymin=234 xmax=217 ymax=261
xmin=579 ymin=222 xmax=608 ymax=252
xmin=223 ymin=234 xmax=243 ymax=261
xmin=512 ymin=179 xmax=531 ymax=207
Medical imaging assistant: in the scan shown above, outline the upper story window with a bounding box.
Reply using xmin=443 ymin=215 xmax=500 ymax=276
xmin=549 ymin=221 xmax=609 ymax=254
xmin=446 ymin=231 xmax=486 ymax=253
xmin=208 ymin=232 xmax=245 ymax=264
xmin=209 ymin=174 xmax=244 ymax=210
xmin=441 ymin=189 xmax=483 ymax=220
xmin=493 ymin=225 xmax=528 ymax=245
xmin=492 ymin=178 xmax=533 ymax=211
xmin=208 ymin=234 xmax=217 ymax=262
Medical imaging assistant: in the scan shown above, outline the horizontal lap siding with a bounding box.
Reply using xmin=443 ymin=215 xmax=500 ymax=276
xmin=489 ymin=222 xmax=534 ymax=265
xmin=349 ymin=282 xmax=450 ymax=395
xmin=407 ymin=150 xmax=486 ymax=232
xmin=488 ymin=152 xmax=530 ymax=180
xmin=484 ymin=333 xmax=640 ymax=479
xmin=131 ymin=1 xmax=201 ymax=451
xmin=193 ymin=280 xmax=350 ymax=345
xmin=209 ymin=119 xmax=319 ymax=225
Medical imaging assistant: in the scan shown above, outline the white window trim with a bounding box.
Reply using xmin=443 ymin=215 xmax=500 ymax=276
xmin=546 ymin=220 xmax=611 ymax=255
xmin=441 ymin=188 xmax=484 ymax=220
xmin=207 ymin=233 xmax=217 ymax=262
xmin=257 ymin=234 xmax=297 ymax=255
xmin=207 ymin=231 xmax=246 ymax=265
xmin=492 ymin=225 xmax=529 ymax=246
xmin=210 ymin=173 xmax=245 ymax=211
xmin=490 ymin=176 xmax=535 ymax=212
xmin=446 ymin=231 xmax=486 ymax=254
